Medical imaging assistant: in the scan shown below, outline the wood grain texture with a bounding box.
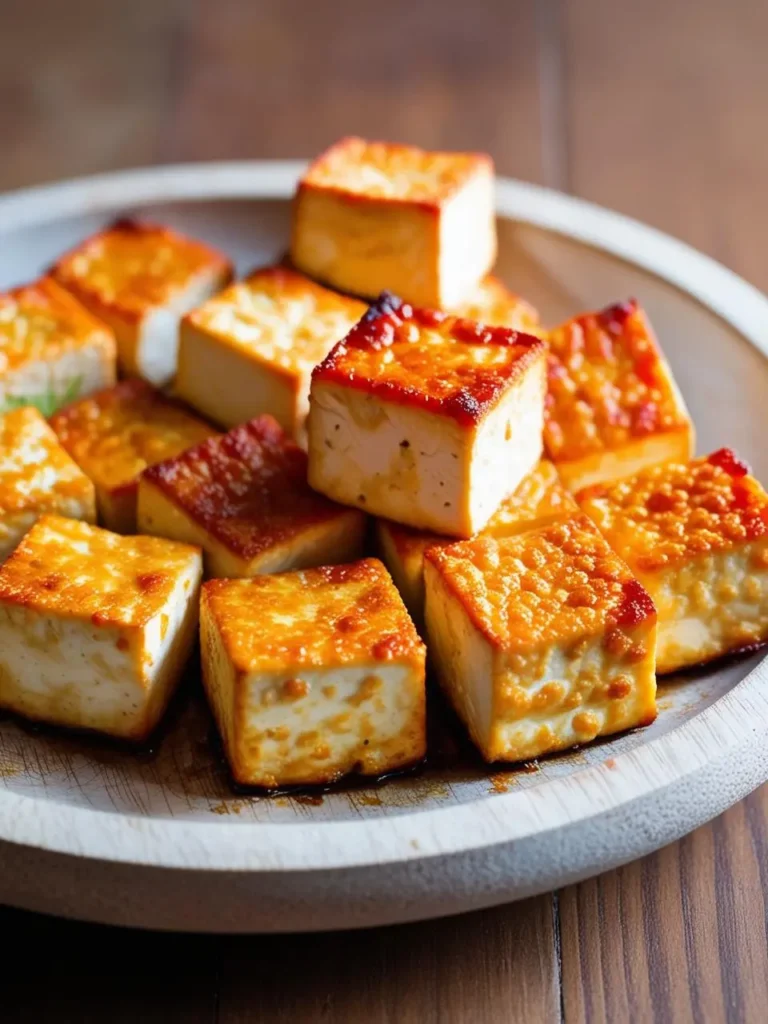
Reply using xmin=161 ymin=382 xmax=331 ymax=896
xmin=1 ymin=0 xmax=768 ymax=1021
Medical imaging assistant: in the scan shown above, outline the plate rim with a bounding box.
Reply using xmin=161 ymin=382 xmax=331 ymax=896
xmin=1 ymin=160 xmax=767 ymax=875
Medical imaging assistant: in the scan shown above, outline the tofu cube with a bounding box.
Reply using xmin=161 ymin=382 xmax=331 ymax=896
xmin=377 ymin=459 xmax=578 ymax=623
xmin=177 ymin=265 xmax=365 ymax=439
xmin=200 ymin=559 xmax=426 ymax=788
xmin=424 ymin=515 xmax=657 ymax=762
xmin=451 ymin=274 xmax=540 ymax=333
xmin=0 ymin=515 xmax=202 ymax=741
xmin=0 ymin=276 xmax=116 ymax=416
xmin=50 ymin=380 xmax=216 ymax=533
xmin=138 ymin=415 xmax=367 ymax=578
xmin=51 ymin=219 xmax=233 ymax=386
xmin=544 ymin=299 xmax=694 ymax=491
xmin=578 ymin=448 xmax=768 ymax=674
xmin=308 ymin=293 xmax=547 ymax=537
xmin=0 ymin=407 xmax=96 ymax=561
xmin=291 ymin=137 xmax=496 ymax=308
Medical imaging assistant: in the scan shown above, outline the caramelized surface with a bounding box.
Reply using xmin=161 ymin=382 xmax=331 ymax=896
xmin=578 ymin=449 xmax=768 ymax=572
xmin=0 ymin=407 xmax=93 ymax=513
xmin=144 ymin=415 xmax=360 ymax=559
xmin=544 ymin=300 xmax=691 ymax=462
xmin=313 ymin=293 xmax=546 ymax=425
xmin=52 ymin=219 xmax=231 ymax=320
xmin=0 ymin=277 xmax=114 ymax=374
xmin=300 ymin=136 xmax=492 ymax=205
xmin=50 ymin=380 xmax=216 ymax=494
xmin=0 ymin=514 xmax=199 ymax=626
xmin=203 ymin=559 xmax=425 ymax=673
xmin=426 ymin=515 xmax=655 ymax=652
xmin=185 ymin=265 xmax=365 ymax=374
xmin=451 ymin=275 xmax=540 ymax=333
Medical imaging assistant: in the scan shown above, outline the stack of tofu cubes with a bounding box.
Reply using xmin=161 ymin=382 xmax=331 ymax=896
xmin=2 ymin=137 xmax=768 ymax=793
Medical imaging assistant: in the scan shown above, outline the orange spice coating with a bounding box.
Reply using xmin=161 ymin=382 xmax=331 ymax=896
xmin=425 ymin=514 xmax=656 ymax=652
xmin=50 ymin=379 xmax=216 ymax=497
xmin=0 ymin=407 xmax=94 ymax=515
xmin=544 ymin=299 xmax=691 ymax=462
xmin=451 ymin=275 xmax=540 ymax=334
xmin=0 ymin=277 xmax=115 ymax=375
xmin=143 ymin=415 xmax=362 ymax=560
xmin=202 ymin=559 xmax=425 ymax=674
xmin=183 ymin=264 xmax=366 ymax=375
xmin=0 ymin=514 xmax=199 ymax=627
xmin=577 ymin=449 xmax=768 ymax=573
xmin=313 ymin=292 xmax=546 ymax=426
xmin=51 ymin=219 xmax=232 ymax=322
xmin=299 ymin=136 xmax=493 ymax=208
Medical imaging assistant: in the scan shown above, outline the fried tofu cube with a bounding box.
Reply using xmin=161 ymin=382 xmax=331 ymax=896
xmin=51 ymin=219 xmax=233 ymax=386
xmin=200 ymin=559 xmax=426 ymax=788
xmin=138 ymin=415 xmax=367 ymax=578
xmin=578 ymin=448 xmax=768 ymax=674
xmin=377 ymin=460 xmax=578 ymax=623
xmin=451 ymin=274 xmax=540 ymax=333
xmin=0 ymin=407 xmax=96 ymax=561
xmin=0 ymin=277 xmax=116 ymax=416
xmin=308 ymin=294 xmax=547 ymax=537
xmin=50 ymin=380 xmax=216 ymax=533
xmin=0 ymin=515 xmax=202 ymax=741
xmin=176 ymin=265 xmax=365 ymax=439
xmin=424 ymin=516 xmax=657 ymax=762
xmin=544 ymin=299 xmax=694 ymax=491
xmin=291 ymin=137 xmax=496 ymax=308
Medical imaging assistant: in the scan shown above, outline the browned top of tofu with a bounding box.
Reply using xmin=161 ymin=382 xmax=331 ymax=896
xmin=0 ymin=276 xmax=115 ymax=374
xmin=0 ymin=514 xmax=199 ymax=626
xmin=299 ymin=136 xmax=493 ymax=208
xmin=0 ymin=407 xmax=93 ymax=513
xmin=51 ymin=219 xmax=232 ymax=322
xmin=426 ymin=515 xmax=655 ymax=653
xmin=184 ymin=265 xmax=366 ymax=375
xmin=313 ymin=293 xmax=546 ymax=426
xmin=143 ymin=415 xmax=363 ymax=560
xmin=578 ymin=449 xmax=768 ymax=573
xmin=544 ymin=300 xmax=692 ymax=463
xmin=50 ymin=379 xmax=216 ymax=496
xmin=451 ymin=275 xmax=540 ymax=334
xmin=203 ymin=558 xmax=425 ymax=673
xmin=383 ymin=460 xmax=577 ymax=561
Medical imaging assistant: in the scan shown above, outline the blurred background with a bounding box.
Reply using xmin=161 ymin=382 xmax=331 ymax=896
xmin=2 ymin=0 xmax=766 ymax=291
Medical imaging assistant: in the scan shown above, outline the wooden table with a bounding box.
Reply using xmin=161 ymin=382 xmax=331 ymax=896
xmin=2 ymin=1 xmax=767 ymax=1019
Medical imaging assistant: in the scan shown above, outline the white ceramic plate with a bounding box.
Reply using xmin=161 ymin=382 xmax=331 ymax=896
xmin=0 ymin=162 xmax=767 ymax=934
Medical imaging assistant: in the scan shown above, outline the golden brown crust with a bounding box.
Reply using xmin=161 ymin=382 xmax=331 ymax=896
xmin=0 ymin=514 xmax=199 ymax=627
xmin=0 ymin=407 xmax=94 ymax=514
xmin=51 ymin=219 xmax=233 ymax=323
xmin=49 ymin=379 xmax=216 ymax=496
xmin=183 ymin=264 xmax=365 ymax=376
xmin=450 ymin=275 xmax=540 ymax=333
xmin=577 ymin=448 xmax=768 ymax=572
xmin=299 ymin=136 xmax=493 ymax=210
xmin=0 ymin=276 xmax=115 ymax=373
xmin=202 ymin=558 xmax=425 ymax=673
xmin=312 ymin=292 xmax=546 ymax=426
xmin=544 ymin=299 xmax=692 ymax=463
xmin=143 ymin=415 xmax=364 ymax=560
xmin=425 ymin=515 xmax=656 ymax=652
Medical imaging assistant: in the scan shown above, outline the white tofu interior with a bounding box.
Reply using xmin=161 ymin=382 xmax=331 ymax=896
xmin=0 ymin=342 xmax=115 ymax=415
xmin=649 ymin=546 xmax=768 ymax=673
xmin=309 ymin=359 xmax=543 ymax=536
xmin=177 ymin=319 xmax=299 ymax=432
xmin=438 ymin=170 xmax=496 ymax=307
xmin=137 ymin=270 xmax=227 ymax=387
